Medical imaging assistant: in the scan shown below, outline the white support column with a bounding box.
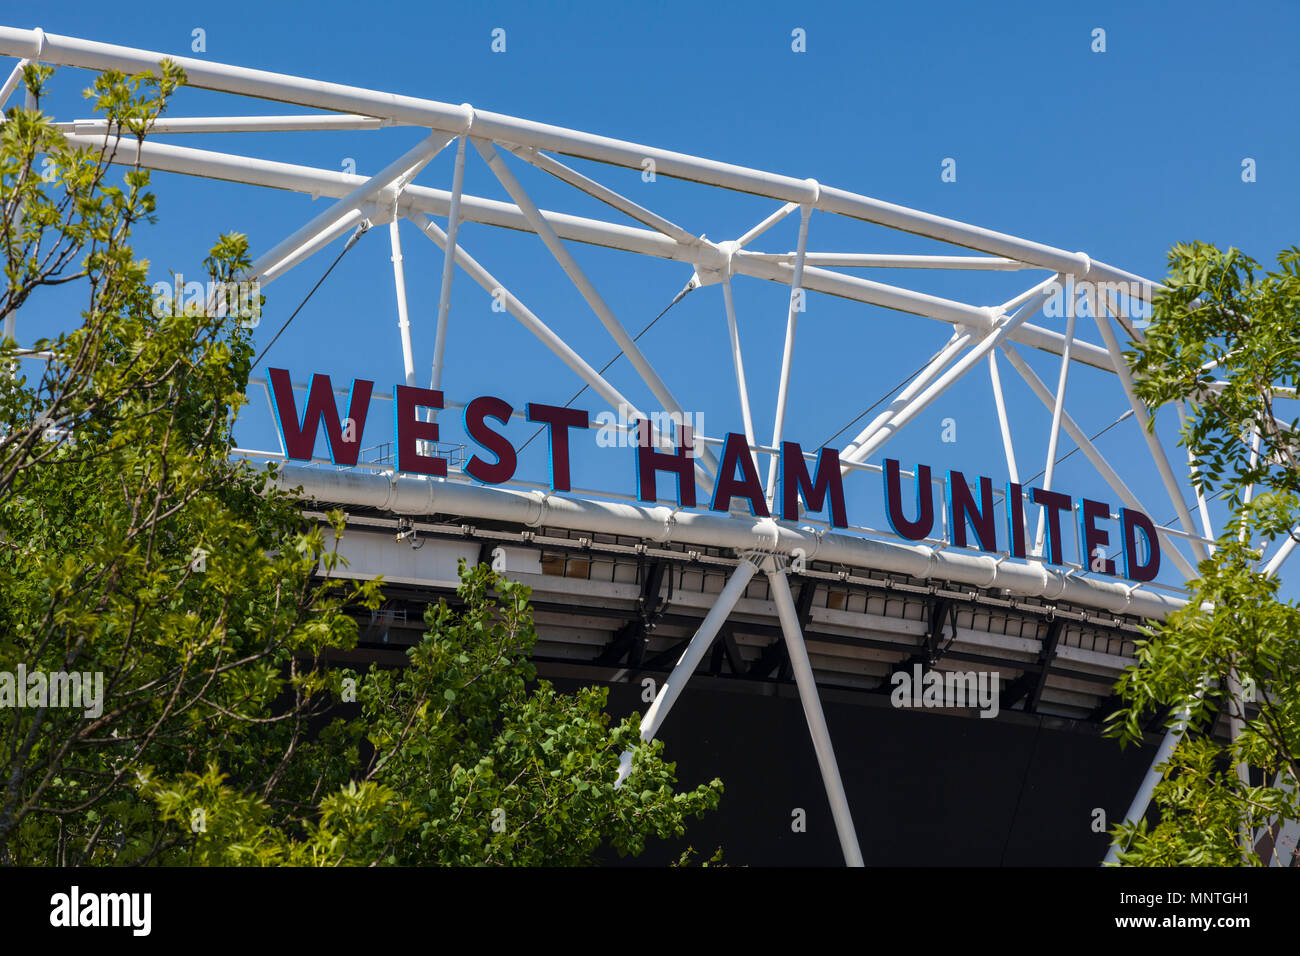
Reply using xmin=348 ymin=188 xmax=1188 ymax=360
xmin=1262 ymin=530 xmax=1299 ymax=576
xmin=1000 ymin=344 xmax=1199 ymax=581
xmin=1175 ymin=400 xmax=1216 ymax=549
xmin=765 ymin=198 xmax=814 ymax=504
xmin=988 ymin=350 xmax=1020 ymax=485
xmin=721 ymin=270 xmax=759 ymax=459
xmin=1095 ymin=292 xmax=1209 ymax=563
xmin=249 ymin=131 xmax=452 ymax=283
xmin=1102 ymin=703 xmax=1195 ymax=865
xmin=429 ymin=133 xmax=468 ymax=406
xmin=615 ymin=555 xmax=761 ymax=786
xmin=766 ymin=558 xmax=864 ymax=867
xmin=389 ymin=219 xmax=416 ymax=387
xmin=3 ymin=76 xmax=35 ymax=352
xmin=1034 ymin=279 xmax=1079 ymax=554
xmin=0 ymin=57 xmax=29 ymax=106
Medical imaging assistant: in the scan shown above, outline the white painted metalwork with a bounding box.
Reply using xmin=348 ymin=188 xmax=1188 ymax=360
xmin=616 ymin=554 xmax=761 ymax=787
xmin=765 ymin=555 xmax=864 ymax=866
xmin=764 ymin=199 xmax=813 ymax=503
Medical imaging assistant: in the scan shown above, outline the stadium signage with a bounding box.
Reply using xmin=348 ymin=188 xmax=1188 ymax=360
xmin=267 ymin=368 xmax=1161 ymax=583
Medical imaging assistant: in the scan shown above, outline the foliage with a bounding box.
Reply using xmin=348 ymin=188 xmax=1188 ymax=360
xmin=1106 ymin=242 xmax=1300 ymax=866
xmin=0 ymin=62 xmax=377 ymax=864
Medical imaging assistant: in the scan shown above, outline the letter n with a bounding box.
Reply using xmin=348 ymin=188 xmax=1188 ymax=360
xmin=946 ymin=470 xmax=997 ymax=551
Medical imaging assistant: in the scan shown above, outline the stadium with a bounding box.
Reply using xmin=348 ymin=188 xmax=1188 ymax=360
xmin=2 ymin=20 xmax=1294 ymax=867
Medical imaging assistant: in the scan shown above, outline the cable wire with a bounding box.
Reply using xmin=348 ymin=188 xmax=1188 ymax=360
xmin=250 ymin=222 xmax=371 ymax=371
xmin=516 ymin=282 xmax=694 ymax=456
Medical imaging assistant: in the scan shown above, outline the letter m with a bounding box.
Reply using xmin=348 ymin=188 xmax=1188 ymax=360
xmin=48 ymin=671 xmax=77 ymax=709
xmin=269 ymin=368 xmax=373 ymax=466
xmin=101 ymin=893 xmax=129 ymax=926
xmin=779 ymin=442 xmax=848 ymax=527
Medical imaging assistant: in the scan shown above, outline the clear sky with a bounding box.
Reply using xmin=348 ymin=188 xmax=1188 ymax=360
xmin=7 ymin=1 xmax=1299 ymax=596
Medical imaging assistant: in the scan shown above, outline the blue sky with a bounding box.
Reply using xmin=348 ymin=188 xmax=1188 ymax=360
xmin=7 ymin=1 xmax=1299 ymax=594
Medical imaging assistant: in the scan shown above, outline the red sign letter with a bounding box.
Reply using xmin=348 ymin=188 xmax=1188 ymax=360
xmin=269 ymin=368 xmax=372 ymax=466
xmin=393 ymin=385 xmax=446 ymax=476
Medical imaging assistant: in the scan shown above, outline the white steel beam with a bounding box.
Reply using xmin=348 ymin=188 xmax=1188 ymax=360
xmin=255 ymin=204 xmax=375 ymax=288
xmin=389 ymin=220 xmax=415 ymax=387
xmin=410 ymin=208 xmax=711 ymax=488
xmin=989 ymin=351 xmax=1020 ymax=485
xmin=1095 ymin=291 xmax=1210 ymax=563
xmin=721 ymin=271 xmax=759 ymax=458
xmin=248 ymin=131 xmax=452 ymax=282
xmin=764 ymin=200 xmax=814 ymax=503
xmin=0 ymin=56 xmax=28 ymax=105
xmin=0 ymin=28 xmax=1158 ymax=300
xmin=58 ymin=134 xmax=1119 ymax=372
xmin=615 ymin=554 xmax=761 ymax=786
xmin=1262 ymin=530 xmax=1299 ymax=577
xmin=841 ymin=282 xmax=1057 ymax=466
xmin=1102 ymin=703 xmax=1196 ymax=865
xmin=473 ymin=138 xmax=712 ymax=476
xmin=838 ymin=326 xmax=979 ymax=475
xmin=408 ymin=210 xmax=644 ymax=421
xmin=1175 ymin=400 xmax=1215 ymax=549
xmin=429 ymin=134 xmax=467 ymax=402
xmin=739 ymin=253 xmax=1028 ymax=270
xmin=1033 ymin=279 xmax=1079 ymax=555
xmin=766 ymin=558 xmax=864 ymax=867
xmin=56 ymin=114 xmax=399 ymax=134
xmin=2 ymin=73 xmax=34 ymax=350
xmin=506 ymin=144 xmax=702 ymax=248
xmin=736 ymin=202 xmax=798 ymax=248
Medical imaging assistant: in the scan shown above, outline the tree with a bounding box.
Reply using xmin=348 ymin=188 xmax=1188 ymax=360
xmin=1 ymin=63 xmax=719 ymax=866
xmin=142 ymin=563 xmax=723 ymax=865
xmin=0 ymin=61 xmax=378 ymax=865
xmin=1105 ymin=241 xmax=1300 ymax=866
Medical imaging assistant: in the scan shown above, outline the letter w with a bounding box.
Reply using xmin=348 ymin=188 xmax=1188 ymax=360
xmin=270 ymin=368 xmax=373 ymax=466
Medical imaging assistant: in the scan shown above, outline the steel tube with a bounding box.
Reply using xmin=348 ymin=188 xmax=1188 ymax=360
xmin=767 ymin=562 xmax=864 ymax=867
xmin=840 ymin=326 xmax=978 ymax=469
xmin=0 ymin=27 xmax=1158 ymax=300
xmin=765 ymin=201 xmax=813 ymax=502
xmin=629 ymin=557 xmax=758 ymax=745
xmin=247 ymin=131 xmax=451 ymax=280
xmin=429 ymin=134 xmax=467 ymax=402
xmin=1095 ymin=295 xmax=1209 ymax=562
xmin=58 ymin=134 xmax=1118 ymax=372
xmin=272 ymin=463 xmax=1185 ymax=620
